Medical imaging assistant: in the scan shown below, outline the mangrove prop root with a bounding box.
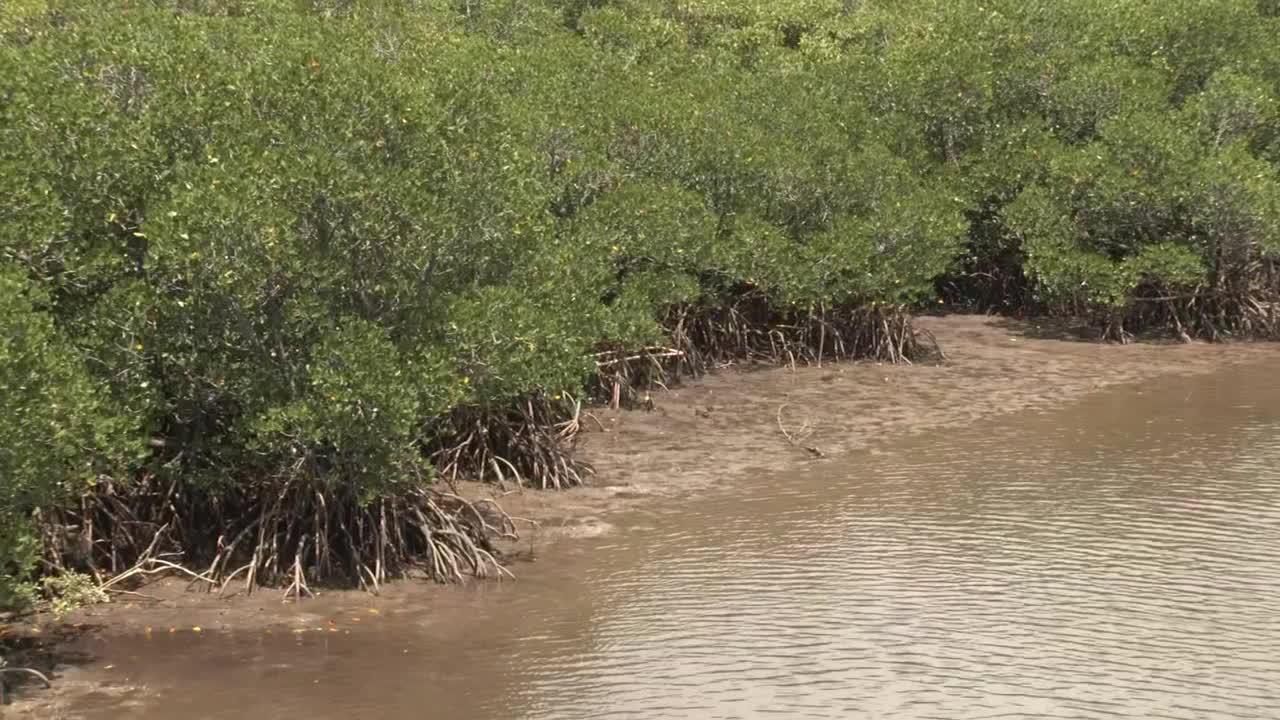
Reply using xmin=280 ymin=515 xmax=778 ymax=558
xmin=671 ymin=301 xmax=924 ymax=370
xmin=429 ymin=395 xmax=595 ymax=491
xmin=1113 ymin=259 xmax=1280 ymax=342
xmin=38 ymin=302 xmax=927 ymax=597
xmin=40 ymin=478 xmax=519 ymax=599
xmin=591 ymin=301 xmax=925 ymax=410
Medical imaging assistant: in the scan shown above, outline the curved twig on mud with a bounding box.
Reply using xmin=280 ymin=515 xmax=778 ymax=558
xmin=0 ymin=667 xmax=52 ymax=688
xmin=776 ymin=403 xmax=826 ymax=459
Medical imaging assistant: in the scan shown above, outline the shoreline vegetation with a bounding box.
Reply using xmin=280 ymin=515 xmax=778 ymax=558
xmin=7 ymin=314 xmax=1280 ymax=716
xmin=2 ymin=0 xmax=1280 ymax=672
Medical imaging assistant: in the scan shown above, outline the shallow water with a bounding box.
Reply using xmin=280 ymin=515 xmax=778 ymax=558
xmin=66 ymin=360 xmax=1280 ymax=719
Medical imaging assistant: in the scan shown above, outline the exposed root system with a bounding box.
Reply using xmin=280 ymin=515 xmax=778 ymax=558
xmin=39 ymin=475 xmax=517 ymax=601
xmin=668 ymin=298 xmax=923 ymax=369
xmin=593 ymin=346 xmax=685 ymax=411
xmin=33 ymin=296 xmax=934 ymax=599
xmin=1093 ymin=257 xmax=1280 ymax=343
xmin=429 ymin=395 xmax=595 ymax=491
xmin=592 ymin=296 xmax=931 ymax=409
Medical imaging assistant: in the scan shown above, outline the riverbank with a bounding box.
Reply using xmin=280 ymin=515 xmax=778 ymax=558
xmin=8 ymin=313 xmax=1280 ymax=717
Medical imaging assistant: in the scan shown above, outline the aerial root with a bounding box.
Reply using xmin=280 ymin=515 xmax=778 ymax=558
xmin=40 ymin=478 xmax=520 ymax=601
xmin=430 ymin=396 xmax=594 ymax=491
xmin=589 ymin=301 xmax=925 ymax=412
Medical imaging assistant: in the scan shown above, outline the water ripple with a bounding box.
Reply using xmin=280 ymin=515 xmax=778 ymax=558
xmin=492 ymin=365 xmax=1280 ymax=719
xmin=65 ymin=364 xmax=1280 ymax=720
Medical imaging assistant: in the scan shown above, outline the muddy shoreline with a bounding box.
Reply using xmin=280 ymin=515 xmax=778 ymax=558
xmin=8 ymin=314 xmax=1280 ymax=716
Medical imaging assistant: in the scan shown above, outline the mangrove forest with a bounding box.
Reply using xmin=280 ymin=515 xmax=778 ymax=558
xmin=2 ymin=0 xmax=1279 ymax=609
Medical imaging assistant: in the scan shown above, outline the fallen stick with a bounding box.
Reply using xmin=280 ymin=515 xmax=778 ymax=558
xmin=776 ymin=403 xmax=826 ymax=459
xmin=0 ymin=666 xmax=53 ymax=705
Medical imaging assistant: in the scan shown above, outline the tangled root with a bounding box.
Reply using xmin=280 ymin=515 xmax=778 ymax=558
xmin=591 ymin=297 xmax=929 ymax=408
xmin=429 ymin=394 xmax=594 ymax=490
xmin=1107 ymin=262 xmax=1280 ymax=343
xmin=33 ymin=298 xmax=937 ymax=597
xmin=39 ymin=474 xmax=517 ymax=600
xmin=668 ymin=299 xmax=921 ymax=368
xmin=592 ymin=345 xmax=685 ymax=410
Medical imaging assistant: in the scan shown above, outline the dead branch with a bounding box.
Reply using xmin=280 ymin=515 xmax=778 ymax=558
xmin=776 ymin=403 xmax=826 ymax=459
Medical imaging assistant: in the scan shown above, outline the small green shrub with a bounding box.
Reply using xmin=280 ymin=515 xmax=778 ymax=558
xmin=41 ymin=572 xmax=108 ymax=618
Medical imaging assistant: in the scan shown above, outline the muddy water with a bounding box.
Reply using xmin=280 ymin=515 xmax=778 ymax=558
xmin=65 ymin=360 xmax=1280 ymax=719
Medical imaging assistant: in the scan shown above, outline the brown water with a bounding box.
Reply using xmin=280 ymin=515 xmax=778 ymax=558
xmin=62 ymin=360 xmax=1280 ymax=719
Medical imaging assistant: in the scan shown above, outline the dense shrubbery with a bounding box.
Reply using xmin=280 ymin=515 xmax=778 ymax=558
xmin=0 ymin=270 xmax=135 ymax=605
xmin=2 ymin=0 xmax=1278 ymax=602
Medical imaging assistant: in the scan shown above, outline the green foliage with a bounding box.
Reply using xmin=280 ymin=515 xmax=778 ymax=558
xmin=41 ymin=571 xmax=108 ymax=618
xmin=0 ymin=0 xmax=48 ymax=35
xmin=0 ymin=269 xmax=133 ymax=607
